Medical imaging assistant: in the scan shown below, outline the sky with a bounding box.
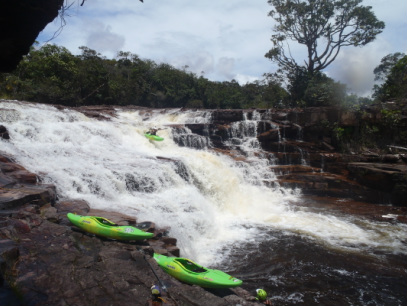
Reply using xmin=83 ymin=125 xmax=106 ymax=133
xmin=36 ymin=0 xmax=407 ymax=97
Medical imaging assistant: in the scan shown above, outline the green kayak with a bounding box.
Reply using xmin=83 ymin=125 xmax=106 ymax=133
xmin=67 ymin=213 xmax=154 ymax=240
xmin=144 ymin=133 xmax=164 ymax=141
xmin=153 ymin=253 xmax=242 ymax=288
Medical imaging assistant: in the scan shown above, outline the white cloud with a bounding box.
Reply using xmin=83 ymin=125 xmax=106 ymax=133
xmin=169 ymin=51 xmax=215 ymax=77
xmin=329 ymin=50 xmax=377 ymax=97
xmin=235 ymin=73 xmax=260 ymax=85
xmin=217 ymin=57 xmax=236 ymax=80
xmin=86 ymin=24 xmax=125 ymax=57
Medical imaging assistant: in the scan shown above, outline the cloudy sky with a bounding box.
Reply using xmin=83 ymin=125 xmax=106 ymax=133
xmin=37 ymin=0 xmax=407 ymax=97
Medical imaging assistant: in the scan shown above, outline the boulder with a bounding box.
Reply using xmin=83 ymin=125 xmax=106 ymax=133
xmin=0 ymin=125 xmax=9 ymax=140
xmin=348 ymin=163 xmax=407 ymax=205
xmin=0 ymin=185 xmax=56 ymax=210
xmin=212 ymin=110 xmax=244 ymax=123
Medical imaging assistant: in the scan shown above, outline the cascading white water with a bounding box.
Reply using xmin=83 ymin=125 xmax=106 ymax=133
xmin=172 ymin=126 xmax=211 ymax=149
xmin=223 ymin=111 xmax=279 ymax=187
xmin=1 ymin=101 xmax=406 ymax=266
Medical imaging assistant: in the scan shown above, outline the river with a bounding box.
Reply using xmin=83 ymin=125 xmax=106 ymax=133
xmin=1 ymin=100 xmax=406 ymax=305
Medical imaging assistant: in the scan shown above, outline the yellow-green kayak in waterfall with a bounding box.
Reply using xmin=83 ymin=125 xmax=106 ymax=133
xmin=144 ymin=133 xmax=164 ymax=141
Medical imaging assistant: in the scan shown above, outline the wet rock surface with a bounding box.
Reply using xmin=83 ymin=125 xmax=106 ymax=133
xmin=0 ymin=154 xmax=257 ymax=306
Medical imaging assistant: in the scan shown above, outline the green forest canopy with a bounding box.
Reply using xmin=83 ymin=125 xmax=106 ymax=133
xmin=0 ymin=44 xmax=405 ymax=109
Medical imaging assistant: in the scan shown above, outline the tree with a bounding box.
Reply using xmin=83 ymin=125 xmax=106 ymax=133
xmin=258 ymin=74 xmax=289 ymax=108
xmin=373 ymin=54 xmax=407 ymax=102
xmin=76 ymin=46 xmax=110 ymax=105
xmin=284 ymin=66 xmax=346 ymax=107
xmin=265 ymin=0 xmax=385 ymax=76
xmin=303 ymin=71 xmax=346 ymax=106
xmin=14 ymin=44 xmax=79 ymax=104
xmin=373 ymin=52 xmax=404 ymax=82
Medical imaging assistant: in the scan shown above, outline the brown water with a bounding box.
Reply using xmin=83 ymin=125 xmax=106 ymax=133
xmin=226 ymin=196 xmax=407 ymax=306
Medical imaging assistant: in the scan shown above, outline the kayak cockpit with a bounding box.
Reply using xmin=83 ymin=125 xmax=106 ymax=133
xmin=176 ymin=258 xmax=207 ymax=273
xmin=93 ymin=217 xmax=118 ymax=227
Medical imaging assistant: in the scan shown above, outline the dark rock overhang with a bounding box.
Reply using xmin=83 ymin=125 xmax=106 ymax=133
xmin=0 ymin=0 xmax=64 ymax=72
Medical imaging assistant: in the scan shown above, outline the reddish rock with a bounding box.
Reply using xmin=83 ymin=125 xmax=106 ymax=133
xmin=257 ymin=129 xmax=280 ymax=142
xmin=161 ymin=236 xmax=177 ymax=246
xmin=212 ymin=109 xmax=244 ymax=122
xmin=9 ymin=219 xmax=31 ymax=234
xmin=54 ymin=199 xmax=90 ymax=215
xmin=0 ymin=161 xmax=25 ymax=172
xmin=348 ymin=162 xmax=407 ymax=205
xmin=0 ymin=186 xmax=55 ymax=210
xmin=8 ymin=169 xmax=38 ymax=184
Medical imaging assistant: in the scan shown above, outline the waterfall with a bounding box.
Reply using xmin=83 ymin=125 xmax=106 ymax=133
xmin=172 ymin=126 xmax=211 ymax=150
xmin=1 ymin=101 xmax=406 ymax=266
xmin=297 ymin=147 xmax=309 ymax=166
